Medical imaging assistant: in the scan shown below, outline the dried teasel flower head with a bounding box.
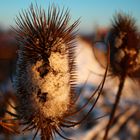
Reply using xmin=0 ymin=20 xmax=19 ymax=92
xmin=107 ymin=13 xmax=140 ymax=77
xmin=13 ymin=4 xmax=79 ymax=140
xmin=103 ymin=13 xmax=140 ymax=140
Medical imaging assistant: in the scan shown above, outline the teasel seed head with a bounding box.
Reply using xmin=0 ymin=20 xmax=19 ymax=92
xmin=107 ymin=13 xmax=140 ymax=77
xmin=13 ymin=4 xmax=79 ymax=140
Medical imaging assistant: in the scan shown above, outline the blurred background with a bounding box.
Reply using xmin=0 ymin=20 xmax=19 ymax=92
xmin=0 ymin=0 xmax=140 ymax=140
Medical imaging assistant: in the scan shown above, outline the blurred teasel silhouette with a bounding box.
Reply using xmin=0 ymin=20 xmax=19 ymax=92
xmin=103 ymin=13 xmax=140 ymax=140
xmin=108 ymin=13 xmax=140 ymax=77
xmin=10 ymin=3 xmax=108 ymax=140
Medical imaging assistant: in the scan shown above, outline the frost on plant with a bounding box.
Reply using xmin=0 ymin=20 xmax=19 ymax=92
xmin=13 ymin=4 xmax=79 ymax=140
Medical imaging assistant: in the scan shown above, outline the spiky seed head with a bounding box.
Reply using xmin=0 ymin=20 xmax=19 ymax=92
xmin=13 ymin=4 xmax=79 ymax=140
xmin=107 ymin=13 xmax=140 ymax=77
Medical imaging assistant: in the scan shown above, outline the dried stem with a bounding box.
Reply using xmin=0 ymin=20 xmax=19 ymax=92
xmin=103 ymin=74 xmax=126 ymax=140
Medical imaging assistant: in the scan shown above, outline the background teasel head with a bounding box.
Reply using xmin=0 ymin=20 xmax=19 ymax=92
xmin=107 ymin=13 xmax=140 ymax=77
xmin=13 ymin=4 xmax=80 ymax=140
xmin=103 ymin=13 xmax=140 ymax=140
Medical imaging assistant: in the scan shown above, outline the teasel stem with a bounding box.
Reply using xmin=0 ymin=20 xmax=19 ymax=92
xmin=103 ymin=73 xmax=126 ymax=140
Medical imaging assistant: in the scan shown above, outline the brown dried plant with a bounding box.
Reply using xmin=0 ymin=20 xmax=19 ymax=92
xmin=103 ymin=13 xmax=140 ymax=140
xmin=12 ymin=4 xmax=108 ymax=140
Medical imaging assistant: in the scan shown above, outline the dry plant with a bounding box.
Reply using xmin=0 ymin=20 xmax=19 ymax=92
xmin=103 ymin=13 xmax=140 ymax=140
xmin=11 ymin=4 xmax=108 ymax=140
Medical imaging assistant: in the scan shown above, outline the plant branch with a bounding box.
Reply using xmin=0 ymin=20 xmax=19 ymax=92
xmin=103 ymin=74 xmax=126 ymax=140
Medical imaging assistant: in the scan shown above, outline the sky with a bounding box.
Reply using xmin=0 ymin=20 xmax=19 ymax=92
xmin=0 ymin=0 xmax=140 ymax=32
